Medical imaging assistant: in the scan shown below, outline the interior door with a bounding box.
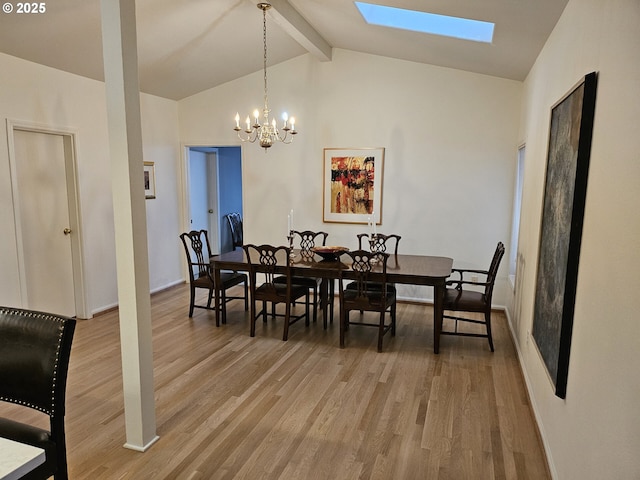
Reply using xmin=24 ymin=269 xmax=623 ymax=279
xmin=13 ymin=130 xmax=76 ymax=316
xmin=189 ymin=152 xmax=209 ymax=232
xmin=188 ymin=148 xmax=220 ymax=254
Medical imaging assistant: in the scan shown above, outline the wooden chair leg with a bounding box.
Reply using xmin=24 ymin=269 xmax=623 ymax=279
xmin=243 ymin=281 xmax=249 ymax=310
xmin=283 ymin=302 xmax=291 ymax=341
xmin=221 ymin=290 xmax=227 ymax=325
xmin=391 ymin=304 xmax=396 ymax=336
xmin=250 ymin=300 xmax=257 ymax=337
xmin=485 ymin=310 xmax=495 ymax=352
xmin=340 ymin=308 xmax=347 ymax=348
xmin=378 ymin=311 xmax=385 ymax=352
xmin=188 ymin=286 xmax=196 ymax=317
xmin=206 ymin=288 xmax=213 ymax=309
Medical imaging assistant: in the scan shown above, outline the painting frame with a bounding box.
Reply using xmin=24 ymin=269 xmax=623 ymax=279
xmin=144 ymin=161 xmax=156 ymax=199
xmin=532 ymin=72 xmax=598 ymax=399
xmin=322 ymin=147 xmax=385 ymax=224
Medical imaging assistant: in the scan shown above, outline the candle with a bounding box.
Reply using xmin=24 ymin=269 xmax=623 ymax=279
xmin=368 ymin=216 xmax=372 ymax=235
xmin=235 ymin=113 xmax=240 ymax=128
xmin=373 ymin=212 xmax=377 ymax=235
xmin=253 ymin=109 xmax=260 ymax=125
xmin=287 ymin=213 xmax=292 ymax=235
xmin=290 ymin=209 xmax=294 ymax=232
xmin=245 ymin=115 xmax=251 ymax=131
xmin=282 ymin=112 xmax=288 ymax=128
xmin=289 ymin=116 xmax=295 ymax=131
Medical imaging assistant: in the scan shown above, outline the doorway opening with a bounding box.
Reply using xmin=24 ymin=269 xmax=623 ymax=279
xmin=185 ymin=145 xmax=243 ymax=255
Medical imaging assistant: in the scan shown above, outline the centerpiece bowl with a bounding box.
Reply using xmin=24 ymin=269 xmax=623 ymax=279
xmin=311 ymin=246 xmax=349 ymax=261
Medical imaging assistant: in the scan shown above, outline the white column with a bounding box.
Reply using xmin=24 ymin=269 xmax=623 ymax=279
xmin=100 ymin=0 xmax=158 ymax=451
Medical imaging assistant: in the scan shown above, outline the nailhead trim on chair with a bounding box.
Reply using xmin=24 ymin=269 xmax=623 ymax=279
xmin=0 ymin=307 xmax=67 ymax=416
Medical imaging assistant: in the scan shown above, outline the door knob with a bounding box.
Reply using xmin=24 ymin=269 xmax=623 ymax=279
xmin=208 ymin=209 xmax=214 ymax=213
xmin=63 ymin=228 xmax=72 ymax=235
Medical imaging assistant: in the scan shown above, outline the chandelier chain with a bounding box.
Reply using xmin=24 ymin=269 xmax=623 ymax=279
xmin=233 ymin=2 xmax=298 ymax=150
xmin=262 ymin=5 xmax=268 ymax=113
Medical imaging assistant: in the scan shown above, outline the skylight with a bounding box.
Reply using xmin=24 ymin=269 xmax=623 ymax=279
xmin=354 ymin=2 xmax=494 ymax=44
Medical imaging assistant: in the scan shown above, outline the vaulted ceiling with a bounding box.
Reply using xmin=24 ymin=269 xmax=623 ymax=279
xmin=0 ymin=0 xmax=569 ymax=100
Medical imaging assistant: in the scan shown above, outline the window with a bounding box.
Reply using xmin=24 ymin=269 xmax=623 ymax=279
xmin=509 ymin=144 xmax=525 ymax=288
xmin=354 ymin=2 xmax=495 ymax=43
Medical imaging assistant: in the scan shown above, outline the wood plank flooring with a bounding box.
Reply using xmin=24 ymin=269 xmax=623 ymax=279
xmin=1 ymin=284 xmax=550 ymax=479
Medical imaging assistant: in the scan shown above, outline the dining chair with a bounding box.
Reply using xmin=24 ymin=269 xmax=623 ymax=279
xmin=275 ymin=230 xmax=329 ymax=326
xmin=225 ymin=212 xmax=243 ymax=250
xmin=180 ymin=229 xmax=248 ymax=326
xmin=339 ymin=250 xmax=397 ymax=352
xmin=244 ymin=244 xmax=311 ymax=341
xmin=350 ymin=233 xmax=402 ymax=296
xmin=441 ymin=242 xmax=505 ymax=351
xmin=0 ymin=306 xmax=76 ymax=480
xmin=356 ymin=233 xmax=401 ymax=257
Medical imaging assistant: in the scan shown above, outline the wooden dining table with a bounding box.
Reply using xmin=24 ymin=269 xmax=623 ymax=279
xmin=211 ymin=249 xmax=453 ymax=353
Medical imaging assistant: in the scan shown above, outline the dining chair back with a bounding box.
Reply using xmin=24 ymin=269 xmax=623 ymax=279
xmin=441 ymin=242 xmax=505 ymax=351
xmin=180 ymin=229 xmax=247 ymax=325
xmin=0 ymin=307 xmax=76 ymax=480
xmin=339 ymin=250 xmax=397 ymax=352
xmin=277 ymin=230 xmax=330 ymax=326
xmin=352 ymin=233 xmax=402 ymax=296
xmin=225 ymin=213 xmax=243 ymax=250
xmin=244 ymin=244 xmax=310 ymax=341
xmin=294 ymin=230 xmax=329 ymax=258
xmin=357 ymin=233 xmax=401 ymax=256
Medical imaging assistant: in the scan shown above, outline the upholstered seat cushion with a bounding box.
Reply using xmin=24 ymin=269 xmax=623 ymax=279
xmin=274 ymin=275 xmax=318 ymax=287
xmin=444 ymin=288 xmax=487 ymax=312
xmin=193 ymin=270 xmax=247 ymax=289
xmin=256 ymin=282 xmax=308 ymax=299
xmin=343 ymin=288 xmax=395 ymax=306
xmin=345 ymin=280 xmax=396 ymax=294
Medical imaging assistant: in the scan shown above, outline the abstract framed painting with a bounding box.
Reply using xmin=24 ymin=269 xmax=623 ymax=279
xmin=532 ymin=72 xmax=598 ymax=399
xmin=322 ymin=147 xmax=384 ymax=224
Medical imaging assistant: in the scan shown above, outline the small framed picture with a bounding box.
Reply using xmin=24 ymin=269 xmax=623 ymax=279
xmin=144 ymin=161 xmax=156 ymax=199
xmin=323 ymin=147 xmax=385 ymax=224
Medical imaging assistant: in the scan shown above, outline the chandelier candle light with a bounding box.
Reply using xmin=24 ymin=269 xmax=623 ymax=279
xmin=234 ymin=2 xmax=298 ymax=151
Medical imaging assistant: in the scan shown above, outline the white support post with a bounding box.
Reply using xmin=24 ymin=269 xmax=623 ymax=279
xmin=100 ymin=0 xmax=159 ymax=451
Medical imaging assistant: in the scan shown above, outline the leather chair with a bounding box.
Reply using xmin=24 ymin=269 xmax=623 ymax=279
xmin=244 ymin=244 xmax=310 ymax=341
xmin=441 ymin=242 xmax=505 ymax=351
xmin=0 ymin=307 xmax=76 ymax=480
xmin=339 ymin=250 xmax=397 ymax=352
xmin=180 ymin=229 xmax=248 ymax=326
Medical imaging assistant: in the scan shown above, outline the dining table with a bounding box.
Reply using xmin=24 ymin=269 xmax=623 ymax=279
xmin=0 ymin=438 xmax=45 ymax=480
xmin=211 ymin=249 xmax=453 ymax=353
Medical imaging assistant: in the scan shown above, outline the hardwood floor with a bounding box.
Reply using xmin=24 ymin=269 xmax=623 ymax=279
xmin=1 ymin=284 xmax=550 ymax=479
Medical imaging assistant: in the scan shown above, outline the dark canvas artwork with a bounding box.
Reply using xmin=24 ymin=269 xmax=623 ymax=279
xmin=532 ymin=72 xmax=597 ymax=399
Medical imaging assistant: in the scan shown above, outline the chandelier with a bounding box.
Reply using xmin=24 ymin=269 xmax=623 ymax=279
xmin=234 ymin=2 xmax=298 ymax=151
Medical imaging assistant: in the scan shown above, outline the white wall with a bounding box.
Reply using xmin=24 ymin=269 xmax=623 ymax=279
xmin=0 ymin=52 xmax=183 ymax=315
xmin=507 ymin=0 xmax=640 ymax=478
xmin=179 ymin=49 xmax=522 ymax=304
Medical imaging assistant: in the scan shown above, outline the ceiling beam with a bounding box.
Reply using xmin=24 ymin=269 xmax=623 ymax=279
xmin=267 ymin=0 xmax=332 ymax=62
